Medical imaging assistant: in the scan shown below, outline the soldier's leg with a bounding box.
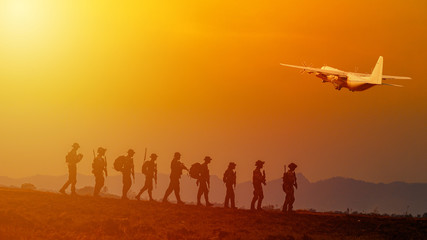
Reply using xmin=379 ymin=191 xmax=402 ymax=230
xmin=162 ymin=181 xmax=174 ymax=202
xmin=59 ymin=180 xmax=70 ymax=193
xmin=147 ymin=183 xmax=153 ymax=201
xmin=136 ymin=181 xmax=149 ymax=199
xmin=70 ymin=168 xmax=77 ymax=194
xmin=94 ymin=175 xmax=100 ymax=196
xmin=250 ymin=190 xmax=258 ymax=210
xmin=71 ymin=183 xmax=76 ymax=194
xmin=288 ymin=190 xmax=295 ymax=212
xmin=230 ymin=188 xmax=236 ymax=208
xmin=224 ymin=186 xmax=231 ymax=207
xmin=95 ymin=175 xmax=105 ymax=196
xmin=122 ymin=174 xmax=131 ymax=199
xmin=257 ymin=190 xmax=264 ymax=210
xmin=173 ymin=180 xmax=183 ymax=204
xmin=197 ymin=183 xmax=204 ymax=205
xmin=203 ymin=183 xmax=211 ymax=206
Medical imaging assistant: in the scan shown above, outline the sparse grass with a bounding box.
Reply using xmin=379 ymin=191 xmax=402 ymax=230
xmin=0 ymin=188 xmax=426 ymax=240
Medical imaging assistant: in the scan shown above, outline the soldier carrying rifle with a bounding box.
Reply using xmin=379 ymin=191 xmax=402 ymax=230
xmin=251 ymin=160 xmax=266 ymax=211
xmin=59 ymin=143 xmax=83 ymax=195
xmin=92 ymin=147 xmax=107 ymax=197
xmin=136 ymin=153 xmax=158 ymax=201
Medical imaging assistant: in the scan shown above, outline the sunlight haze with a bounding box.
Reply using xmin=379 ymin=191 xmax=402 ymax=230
xmin=0 ymin=0 xmax=426 ymax=184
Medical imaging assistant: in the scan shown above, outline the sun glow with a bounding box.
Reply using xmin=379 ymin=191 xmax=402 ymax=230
xmin=1 ymin=0 xmax=47 ymax=37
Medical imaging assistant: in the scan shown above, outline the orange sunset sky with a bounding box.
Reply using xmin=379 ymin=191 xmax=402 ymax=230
xmin=0 ymin=0 xmax=426 ymax=184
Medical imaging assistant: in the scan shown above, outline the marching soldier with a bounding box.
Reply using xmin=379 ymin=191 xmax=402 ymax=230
xmin=223 ymin=162 xmax=237 ymax=209
xmin=59 ymin=143 xmax=83 ymax=195
xmin=162 ymin=152 xmax=188 ymax=204
xmin=251 ymin=160 xmax=266 ymax=211
xmin=92 ymin=147 xmax=107 ymax=197
xmin=136 ymin=153 xmax=158 ymax=201
xmin=121 ymin=149 xmax=135 ymax=200
xmin=197 ymin=156 xmax=213 ymax=207
xmin=282 ymin=163 xmax=298 ymax=213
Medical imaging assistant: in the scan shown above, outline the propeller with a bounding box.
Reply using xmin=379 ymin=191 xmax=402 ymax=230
xmin=300 ymin=61 xmax=313 ymax=74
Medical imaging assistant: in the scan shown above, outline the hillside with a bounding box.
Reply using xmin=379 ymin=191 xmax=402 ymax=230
xmin=2 ymin=173 xmax=427 ymax=215
xmin=0 ymin=188 xmax=426 ymax=240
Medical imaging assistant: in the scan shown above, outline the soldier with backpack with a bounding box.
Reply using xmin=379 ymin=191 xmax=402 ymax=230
xmin=251 ymin=160 xmax=266 ymax=211
xmin=59 ymin=143 xmax=83 ymax=195
xmin=114 ymin=149 xmax=135 ymax=200
xmin=223 ymin=162 xmax=237 ymax=209
xmin=195 ymin=156 xmax=213 ymax=207
xmin=162 ymin=152 xmax=188 ymax=204
xmin=92 ymin=147 xmax=107 ymax=197
xmin=136 ymin=153 xmax=158 ymax=201
xmin=282 ymin=163 xmax=298 ymax=213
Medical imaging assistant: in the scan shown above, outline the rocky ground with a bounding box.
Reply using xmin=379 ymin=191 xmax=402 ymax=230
xmin=0 ymin=188 xmax=426 ymax=240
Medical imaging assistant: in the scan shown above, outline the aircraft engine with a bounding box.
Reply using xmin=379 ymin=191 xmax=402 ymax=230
xmin=327 ymin=75 xmax=339 ymax=82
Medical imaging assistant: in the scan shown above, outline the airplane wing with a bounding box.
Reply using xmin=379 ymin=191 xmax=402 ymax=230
xmin=382 ymin=75 xmax=411 ymax=80
xmin=280 ymin=63 xmax=347 ymax=78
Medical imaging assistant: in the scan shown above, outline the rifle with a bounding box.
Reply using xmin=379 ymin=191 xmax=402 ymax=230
xmin=262 ymin=170 xmax=266 ymax=185
xmin=141 ymin=147 xmax=147 ymax=173
xmin=104 ymin=155 xmax=108 ymax=177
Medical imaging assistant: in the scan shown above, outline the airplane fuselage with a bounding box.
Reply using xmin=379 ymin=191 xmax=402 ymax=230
xmin=314 ymin=66 xmax=375 ymax=91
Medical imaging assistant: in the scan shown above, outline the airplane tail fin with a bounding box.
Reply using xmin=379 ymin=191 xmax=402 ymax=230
xmin=369 ymin=56 xmax=383 ymax=84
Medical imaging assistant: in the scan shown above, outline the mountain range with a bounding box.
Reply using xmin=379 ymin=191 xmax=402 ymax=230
xmin=1 ymin=173 xmax=426 ymax=215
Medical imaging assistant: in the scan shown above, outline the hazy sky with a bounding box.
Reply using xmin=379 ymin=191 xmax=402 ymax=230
xmin=0 ymin=0 xmax=426 ymax=183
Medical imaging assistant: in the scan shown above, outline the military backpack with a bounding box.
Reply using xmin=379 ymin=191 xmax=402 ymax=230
xmin=189 ymin=163 xmax=202 ymax=179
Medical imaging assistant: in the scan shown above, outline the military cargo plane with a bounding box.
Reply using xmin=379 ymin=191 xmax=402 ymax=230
xmin=280 ymin=56 xmax=411 ymax=91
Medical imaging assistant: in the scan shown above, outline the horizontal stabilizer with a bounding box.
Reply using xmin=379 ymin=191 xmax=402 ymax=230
xmin=382 ymin=83 xmax=403 ymax=87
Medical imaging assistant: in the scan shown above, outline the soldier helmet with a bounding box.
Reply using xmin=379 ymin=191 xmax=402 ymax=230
xmin=174 ymin=152 xmax=181 ymax=158
xmin=72 ymin=143 xmax=80 ymax=148
xmin=97 ymin=147 xmax=106 ymax=154
xmin=288 ymin=162 xmax=297 ymax=170
xmin=128 ymin=149 xmax=135 ymax=154
xmin=255 ymin=160 xmax=265 ymax=167
xmin=228 ymin=162 xmax=236 ymax=167
xmin=204 ymin=156 xmax=212 ymax=162
xmin=150 ymin=153 xmax=158 ymax=158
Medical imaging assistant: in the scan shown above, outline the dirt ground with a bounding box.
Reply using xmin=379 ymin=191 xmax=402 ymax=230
xmin=0 ymin=188 xmax=426 ymax=240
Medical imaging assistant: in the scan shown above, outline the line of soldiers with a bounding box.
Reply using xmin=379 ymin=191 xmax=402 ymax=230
xmin=60 ymin=143 xmax=298 ymax=213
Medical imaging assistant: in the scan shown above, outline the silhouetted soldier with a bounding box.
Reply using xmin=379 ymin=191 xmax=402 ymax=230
xmin=121 ymin=149 xmax=135 ymax=200
xmin=197 ymin=156 xmax=213 ymax=206
xmin=92 ymin=147 xmax=107 ymax=197
xmin=162 ymin=152 xmax=188 ymax=204
xmin=282 ymin=163 xmax=298 ymax=213
xmin=251 ymin=160 xmax=266 ymax=211
xmin=59 ymin=143 xmax=83 ymax=195
xmin=223 ymin=162 xmax=237 ymax=209
xmin=136 ymin=153 xmax=158 ymax=201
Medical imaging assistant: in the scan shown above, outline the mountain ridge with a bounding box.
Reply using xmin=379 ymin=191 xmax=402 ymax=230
xmin=1 ymin=173 xmax=426 ymax=215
